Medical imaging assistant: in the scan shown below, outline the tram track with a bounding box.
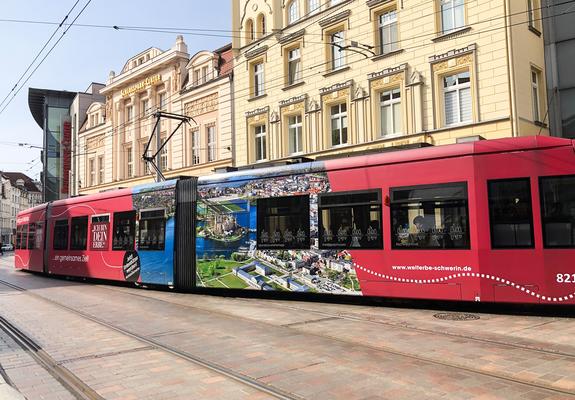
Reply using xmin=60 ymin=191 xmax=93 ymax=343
xmin=1 ymin=276 xmax=575 ymax=398
xmin=0 ymin=278 xmax=301 ymax=400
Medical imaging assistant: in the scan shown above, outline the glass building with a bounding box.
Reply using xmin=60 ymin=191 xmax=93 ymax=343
xmin=29 ymin=88 xmax=76 ymax=202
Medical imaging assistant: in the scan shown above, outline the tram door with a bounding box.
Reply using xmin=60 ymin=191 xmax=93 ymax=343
xmin=174 ymin=177 xmax=198 ymax=291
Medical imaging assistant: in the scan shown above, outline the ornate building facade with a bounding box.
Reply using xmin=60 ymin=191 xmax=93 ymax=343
xmin=231 ymin=0 xmax=549 ymax=166
xmin=76 ymin=37 xmax=234 ymax=195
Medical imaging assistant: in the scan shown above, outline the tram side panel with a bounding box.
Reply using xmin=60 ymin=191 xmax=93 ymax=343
xmin=15 ymin=204 xmax=48 ymax=273
xmin=474 ymin=145 xmax=575 ymax=305
xmin=47 ymin=181 xmax=177 ymax=286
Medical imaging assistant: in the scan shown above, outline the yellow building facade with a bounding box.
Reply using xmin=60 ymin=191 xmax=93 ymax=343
xmin=231 ymin=0 xmax=549 ymax=166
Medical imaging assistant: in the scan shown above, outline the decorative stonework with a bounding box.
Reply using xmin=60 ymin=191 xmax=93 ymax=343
xmin=279 ymin=29 xmax=306 ymax=44
xmin=409 ymin=70 xmax=424 ymax=86
xmin=370 ymin=72 xmax=405 ymax=91
xmin=428 ymin=44 xmax=476 ymax=64
xmin=280 ymin=101 xmax=305 ymax=114
xmin=354 ymin=85 xmax=367 ymax=100
xmin=279 ymin=94 xmax=307 ymax=107
xmin=86 ymin=135 xmax=105 ymax=150
xmin=432 ymin=54 xmax=473 ymax=73
xmin=368 ymin=63 xmax=408 ymax=81
xmin=366 ymin=0 xmax=394 ymax=8
xmin=245 ymin=45 xmax=268 ymax=60
xmin=185 ymin=93 xmax=218 ymax=117
xmin=319 ymin=9 xmax=351 ymax=28
xmin=105 ymin=96 xmax=112 ymax=119
xmin=270 ymin=110 xmax=280 ymax=123
xmin=308 ymin=99 xmax=320 ymax=113
xmin=245 ymin=106 xmax=269 ymax=118
xmin=319 ymin=80 xmax=353 ymax=96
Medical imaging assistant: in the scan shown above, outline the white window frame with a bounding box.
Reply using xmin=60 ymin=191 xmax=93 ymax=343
xmin=380 ymin=88 xmax=402 ymax=136
xmin=443 ymin=71 xmax=472 ymax=126
xmin=126 ymin=146 xmax=133 ymax=178
xmin=202 ymin=66 xmax=209 ymax=83
xmin=378 ymin=10 xmax=398 ymax=55
xmin=192 ymin=129 xmax=200 ymax=165
xmin=308 ymin=0 xmax=320 ymax=14
xmin=288 ymin=0 xmax=299 ymax=24
xmin=288 ymin=47 xmax=302 ymax=85
xmin=89 ymin=158 xmax=95 ymax=187
xmin=160 ymin=138 xmax=168 ymax=171
xmin=288 ymin=115 xmax=303 ymax=155
xmin=126 ymin=105 xmax=133 ymax=123
xmin=141 ymin=99 xmax=149 ymax=117
xmin=255 ymin=125 xmax=267 ymax=162
xmin=440 ymin=0 xmax=465 ymax=34
xmin=207 ymin=125 xmax=216 ymax=162
xmin=532 ymin=69 xmax=540 ymax=122
xmin=158 ymin=92 xmax=167 ymax=111
xmin=331 ymin=31 xmax=345 ymax=70
xmin=98 ymin=155 xmax=104 ymax=184
xmin=254 ymin=62 xmax=265 ymax=97
xmin=330 ymin=103 xmax=348 ymax=147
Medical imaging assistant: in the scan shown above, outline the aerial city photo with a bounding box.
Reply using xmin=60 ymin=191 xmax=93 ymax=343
xmin=1 ymin=0 xmax=575 ymax=399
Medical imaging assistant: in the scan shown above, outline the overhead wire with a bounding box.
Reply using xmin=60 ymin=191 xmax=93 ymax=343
xmin=0 ymin=0 xmax=93 ymax=117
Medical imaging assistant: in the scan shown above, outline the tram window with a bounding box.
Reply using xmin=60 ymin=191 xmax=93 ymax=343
xmin=112 ymin=211 xmax=136 ymax=251
xmin=53 ymin=220 xmax=69 ymax=250
xmin=70 ymin=216 xmax=88 ymax=251
xmin=390 ymin=182 xmax=470 ymax=250
xmin=257 ymin=195 xmax=310 ymax=249
xmin=318 ymin=190 xmax=383 ymax=249
xmin=20 ymin=224 xmax=28 ymax=250
xmin=27 ymin=223 xmax=36 ymax=250
xmin=488 ymin=178 xmax=534 ymax=248
xmin=540 ymin=175 xmax=575 ymax=248
xmin=138 ymin=209 xmax=166 ymax=251
xmin=35 ymin=221 xmax=44 ymax=250
xmin=15 ymin=226 xmax=22 ymax=249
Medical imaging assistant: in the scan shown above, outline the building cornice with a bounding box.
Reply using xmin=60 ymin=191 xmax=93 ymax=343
xmin=245 ymin=45 xmax=269 ymax=61
xmin=319 ymin=79 xmax=353 ymax=96
xmin=279 ymin=29 xmax=306 ymax=45
xmin=245 ymin=106 xmax=269 ymax=118
xmin=428 ymin=44 xmax=476 ymax=64
xmin=319 ymin=9 xmax=351 ymax=28
xmin=368 ymin=63 xmax=408 ymax=81
xmin=279 ymin=94 xmax=307 ymax=107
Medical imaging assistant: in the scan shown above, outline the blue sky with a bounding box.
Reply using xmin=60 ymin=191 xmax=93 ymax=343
xmin=0 ymin=0 xmax=231 ymax=181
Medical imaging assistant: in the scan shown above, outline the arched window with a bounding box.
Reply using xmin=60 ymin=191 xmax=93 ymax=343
xmin=308 ymin=0 xmax=320 ymax=14
xmin=257 ymin=14 xmax=266 ymax=37
xmin=245 ymin=19 xmax=255 ymax=44
xmin=288 ymin=0 xmax=299 ymax=24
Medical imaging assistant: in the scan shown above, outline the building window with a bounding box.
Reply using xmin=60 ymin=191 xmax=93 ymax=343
xmin=207 ymin=125 xmax=216 ymax=162
xmin=89 ymin=158 xmax=95 ymax=187
xmin=531 ymin=68 xmax=541 ymax=122
xmin=255 ymin=125 xmax=267 ymax=161
xmin=126 ymin=105 xmax=133 ymax=122
xmin=380 ymin=88 xmax=401 ymax=136
xmin=158 ymin=92 xmax=167 ymax=111
xmin=202 ymin=66 xmax=209 ymax=83
xmin=288 ymin=114 xmax=303 ymax=155
xmin=70 ymin=216 xmax=88 ymax=251
xmin=98 ymin=155 xmax=104 ymax=184
xmin=330 ymin=103 xmax=348 ymax=146
xmin=138 ymin=209 xmax=166 ymax=251
xmin=141 ymin=99 xmax=149 ymax=116
xmin=246 ymin=19 xmax=255 ymax=44
xmin=378 ymin=9 xmax=398 ymax=55
xmin=440 ymin=0 xmax=465 ymax=34
xmin=319 ymin=190 xmax=383 ymax=250
xmin=258 ymin=14 xmax=266 ymax=36
xmin=253 ymin=62 xmax=265 ymax=97
xmin=391 ymin=182 xmax=470 ymax=249
xmin=309 ymin=0 xmax=320 ymax=14
xmin=540 ymin=175 xmax=575 ymax=248
xmin=287 ymin=47 xmax=302 ymax=86
xmin=160 ymin=138 xmax=168 ymax=171
xmin=141 ymin=143 xmax=149 ymax=175
xmin=192 ymin=129 xmax=200 ymax=165
xmin=527 ymin=0 xmax=541 ymax=31
xmin=330 ymin=31 xmax=345 ymax=70
xmin=126 ymin=146 xmax=133 ymax=178
xmin=194 ymin=69 xmax=201 ymax=85
xmin=112 ymin=211 xmax=136 ymax=251
xmin=488 ymin=179 xmax=534 ymax=248
xmin=257 ymin=195 xmax=310 ymax=250
xmin=443 ymin=71 xmax=471 ymax=126
xmin=288 ymin=0 xmax=299 ymax=24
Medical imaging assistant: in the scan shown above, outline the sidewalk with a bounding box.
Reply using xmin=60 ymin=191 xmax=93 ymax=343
xmin=0 ymin=375 xmax=26 ymax=400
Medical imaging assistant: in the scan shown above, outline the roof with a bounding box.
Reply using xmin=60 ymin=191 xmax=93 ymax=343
xmin=1 ymin=172 xmax=41 ymax=192
xmin=28 ymin=88 xmax=76 ymax=128
xmin=199 ymin=136 xmax=574 ymax=185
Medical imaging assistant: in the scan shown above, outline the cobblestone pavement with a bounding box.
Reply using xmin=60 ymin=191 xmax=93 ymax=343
xmin=0 ymin=255 xmax=574 ymax=399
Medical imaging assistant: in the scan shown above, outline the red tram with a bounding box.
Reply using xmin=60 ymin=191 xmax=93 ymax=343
xmin=14 ymin=136 xmax=575 ymax=305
